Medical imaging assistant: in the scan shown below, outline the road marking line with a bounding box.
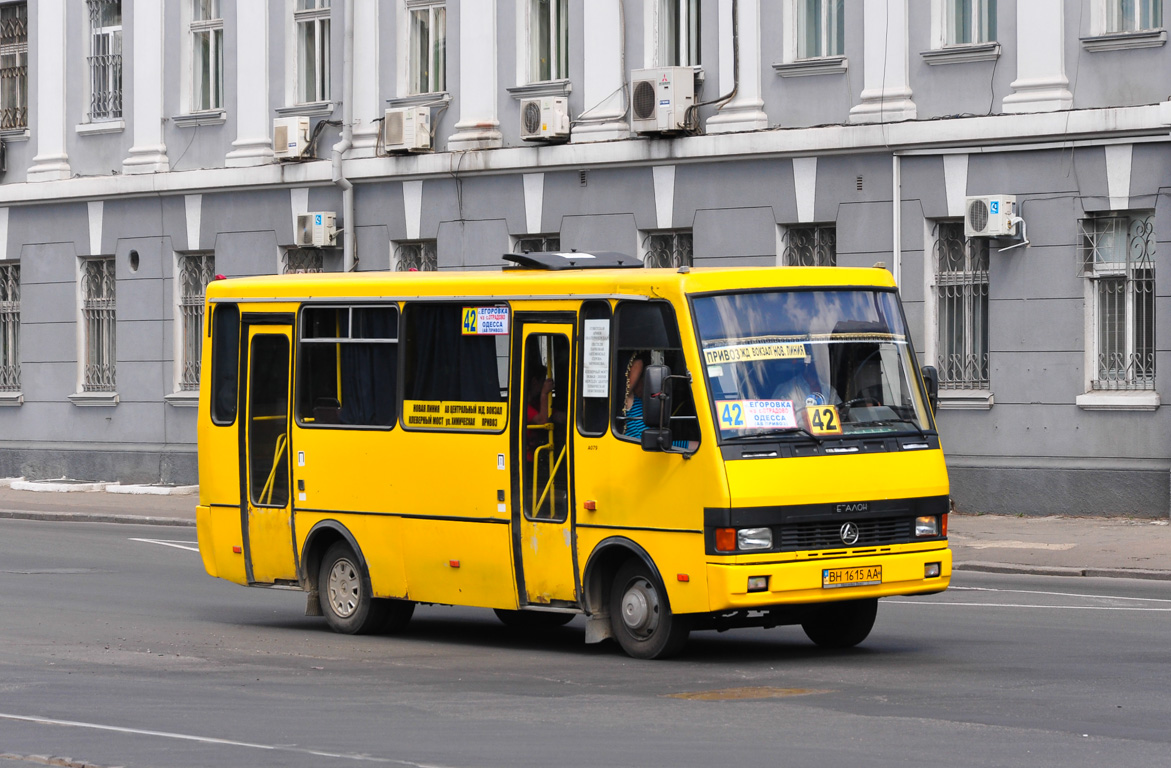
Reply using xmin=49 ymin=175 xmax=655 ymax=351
xmin=887 ymin=601 xmax=1171 ymax=611
xmin=952 ymin=585 xmax=1171 ymax=604
xmin=128 ymin=537 xmax=200 ymax=553
xmin=0 ymin=712 xmax=449 ymax=767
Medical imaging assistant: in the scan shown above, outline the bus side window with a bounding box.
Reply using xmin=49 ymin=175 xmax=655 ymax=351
xmin=577 ymin=300 xmax=611 ymax=437
xmin=210 ymin=303 xmax=240 ymax=425
xmin=611 ymin=301 xmax=700 ymax=446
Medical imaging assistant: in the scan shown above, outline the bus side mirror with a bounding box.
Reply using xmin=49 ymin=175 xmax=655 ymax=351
xmin=641 ymin=428 xmax=673 ymax=452
xmin=921 ymin=365 xmax=939 ymax=415
xmin=641 ymin=364 xmax=672 ymax=427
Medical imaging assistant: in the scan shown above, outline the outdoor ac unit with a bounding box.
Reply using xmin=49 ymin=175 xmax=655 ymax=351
xmin=383 ymin=106 xmax=431 ymax=152
xmin=630 ymin=67 xmax=695 ymax=134
xmin=295 ymin=212 xmax=337 ymax=248
xmin=520 ymin=96 xmax=570 ymax=141
xmin=273 ymin=116 xmax=311 ymax=159
xmin=965 ymin=195 xmax=1018 ymax=237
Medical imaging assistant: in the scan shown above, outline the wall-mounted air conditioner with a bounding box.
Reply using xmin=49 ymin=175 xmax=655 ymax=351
xmin=630 ymin=67 xmax=695 ymax=134
xmin=520 ymin=97 xmax=570 ymax=141
xmin=965 ymin=195 xmax=1018 ymax=238
xmin=295 ymin=212 xmax=337 ymax=247
xmin=273 ymin=116 xmax=312 ymax=159
xmin=383 ymin=106 xmax=431 ymax=153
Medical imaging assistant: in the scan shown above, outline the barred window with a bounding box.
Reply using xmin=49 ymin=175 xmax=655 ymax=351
xmin=87 ymin=0 xmax=122 ymax=121
xmin=283 ymin=248 xmax=325 ymax=274
xmin=408 ymin=1 xmax=446 ymax=95
xmin=191 ymin=0 xmax=224 ymax=112
xmin=82 ymin=258 xmax=116 ymax=393
xmin=295 ymin=0 xmax=331 ymax=104
xmin=642 ymin=230 xmax=693 ymax=268
xmin=1106 ymin=0 xmax=1161 ymax=32
xmin=514 ymin=235 xmax=560 ymax=254
xmin=529 ymin=0 xmax=568 ymax=82
xmin=0 ymin=2 xmax=27 ymax=131
xmin=934 ymin=222 xmax=989 ymax=390
xmin=178 ymin=253 xmax=215 ymax=391
xmin=782 ymin=225 xmax=837 ymax=266
xmin=946 ymin=0 xmax=996 ymax=45
xmin=0 ymin=262 xmax=18 ymax=392
xmin=394 ymin=240 xmax=437 ymax=272
xmin=1079 ymin=213 xmax=1155 ymax=391
xmin=798 ymin=0 xmax=844 ymax=59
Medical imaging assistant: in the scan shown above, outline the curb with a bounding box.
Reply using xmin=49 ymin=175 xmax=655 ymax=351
xmin=955 ymin=561 xmax=1171 ymax=581
xmin=0 ymin=510 xmax=195 ymax=527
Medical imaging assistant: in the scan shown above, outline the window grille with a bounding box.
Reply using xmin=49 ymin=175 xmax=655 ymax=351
xmin=514 ymin=235 xmax=561 ymax=254
xmin=178 ymin=253 xmax=214 ymax=391
xmin=659 ymin=0 xmax=700 ymax=66
xmin=0 ymin=262 xmax=18 ymax=392
xmin=782 ymin=225 xmax=837 ymax=266
xmin=1079 ymin=213 xmax=1156 ymax=391
xmin=798 ymin=0 xmax=844 ymax=58
xmin=191 ymin=0 xmax=223 ymax=111
xmin=0 ymin=2 xmax=27 ymax=130
xmin=642 ymin=231 xmax=693 ymax=269
xmin=946 ymin=0 xmax=996 ymax=45
xmin=295 ymin=0 xmax=331 ymax=104
xmin=530 ymin=0 xmax=568 ymax=82
xmin=1106 ymin=0 xmax=1161 ymax=32
xmin=408 ymin=1 xmax=446 ymax=95
xmin=82 ymin=258 xmax=116 ymax=393
xmin=394 ymin=241 xmax=438 ymax=272
xmin=283 ymin=248 xmax=325 ymax=274
xmin=934 ymin=222 xmax=989 ymax=390
xmin=87 ymin=0 xmax=122 ymax=121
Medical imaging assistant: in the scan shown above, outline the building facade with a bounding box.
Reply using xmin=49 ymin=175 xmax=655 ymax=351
xmin=0 ymin=0 xmax=1167 ymax=516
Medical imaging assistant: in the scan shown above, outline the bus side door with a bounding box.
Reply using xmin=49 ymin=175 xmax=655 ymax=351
xmin=512 ymin=318 xmax=579 ymax=606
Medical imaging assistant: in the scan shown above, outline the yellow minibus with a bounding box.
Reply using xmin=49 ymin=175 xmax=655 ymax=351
xmin=196 ymin=252 xmax=950 ymax=659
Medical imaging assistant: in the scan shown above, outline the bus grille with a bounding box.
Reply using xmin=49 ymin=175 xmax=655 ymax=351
xmin=776 ymin=516 xmax=914 ymax=551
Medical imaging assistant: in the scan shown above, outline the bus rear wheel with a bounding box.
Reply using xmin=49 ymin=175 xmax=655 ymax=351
xmin=801 ymin=598 xmax=878 ymax=649
xmin=609 ymin=560 xmax=689 ymax=659
xmin=318 ymin=541 xmax=387 ymax=635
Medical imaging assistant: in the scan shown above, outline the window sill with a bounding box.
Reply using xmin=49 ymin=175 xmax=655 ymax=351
xmin=276 ymin=102 xmax=335 ymax=118
xmin=1081 ymin=29 xmax=1167 ymax=51
xmin=69 ymin=391 xmax=120 ymax=407
xmin=1076 ymin=390 xmax=1160 ymax=411
xmin=172 ymin=111 xmax=227 ymax=128
xmin=386 ymin=92 xmax=452 ymax=109
xmin=772 ymin=56 xmax=848 ymax=78
xmin=938 ymin=390 xmax=994 ymax=410
xmin=920 ymin=42 xmax=1001 ymax=65
xmin=76 ymin=120 xmax=126 ymax=136
xmin=0 ymin=391 xmax=22 ymax=406
xmin=0 ymin=128 xmax=29 ymax=141
xmin=507 ymin=79 xmax=573 ymax=100
xmin=165 ymin=391 xmax=200 ymax=408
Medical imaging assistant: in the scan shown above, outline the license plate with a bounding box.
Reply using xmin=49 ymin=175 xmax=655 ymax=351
xmin=822 ymin=565 xmax=882 ymax=589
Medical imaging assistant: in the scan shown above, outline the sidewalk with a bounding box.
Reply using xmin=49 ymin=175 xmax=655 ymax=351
xmin=0 ymin=484 xmax=1168 ymax=580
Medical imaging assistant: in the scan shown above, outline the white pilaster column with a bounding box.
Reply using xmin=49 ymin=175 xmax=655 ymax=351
xmin=226 ymin=0 xmax=275 ymax=167
xmin=123 ymin=0 xmax=169 ymax=174
xmin=849 ymin=0 xmax=916 ymax=124
xmin=1002 ymin=0 xmax=1072 ymax=113
xmin=707 ymin=0 xmax=768 ymax=133
xmin=351 ymin=0 xmax=381 ymax=156
xmin=573 ymin=0 xmax=629 ymax=142
xmin=27 ymin=0 xmax=70 ymax=182
xmin=448 ymin=0 xmax=502 ymax=150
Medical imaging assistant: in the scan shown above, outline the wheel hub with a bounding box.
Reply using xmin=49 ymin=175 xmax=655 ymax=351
xmin=620 ymin=578 xmax=660 ymax=637
xmin=327 ymin=558 xmax=360 ymax=618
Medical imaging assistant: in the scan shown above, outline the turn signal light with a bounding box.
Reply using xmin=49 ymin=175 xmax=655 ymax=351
xmin=715 ymin=528 xmax=736 ymax=552
xmin=941 ymin=513 xmax=948 ymax=537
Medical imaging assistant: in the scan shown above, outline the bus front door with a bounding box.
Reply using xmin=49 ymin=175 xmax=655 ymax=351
xmin=513 ymin=321 xmax=578 ymax=606
xmin=241 ymin=322 xmax=297 ymax=584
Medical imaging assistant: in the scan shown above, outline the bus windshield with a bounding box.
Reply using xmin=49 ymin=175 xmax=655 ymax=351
xmin=692 ymin=289 xmax=931 ymax=441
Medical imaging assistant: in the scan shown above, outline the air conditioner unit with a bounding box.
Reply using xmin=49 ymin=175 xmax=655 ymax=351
xmin=520 ymin=96 xmax=570 ymax=141
xmin=630 ymin=67 xmax=696 ymax=134
xmin=295 ymin=212 xmax=337 ymax=248
xmin=383 ymin=106 xmax=431 ymax=153
xmin=965 ymin=195 xmax=1018 ymax=238
xmin=273 ymin=116 xmax=311 ymax=159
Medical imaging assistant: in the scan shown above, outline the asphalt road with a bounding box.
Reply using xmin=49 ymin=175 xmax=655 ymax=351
xmin=0 ymin=518 xmax=1168 ymax=768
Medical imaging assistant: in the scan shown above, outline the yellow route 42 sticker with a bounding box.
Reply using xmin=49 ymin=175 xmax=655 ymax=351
xmin=461 ymin=306 xmax=510 ymax=335
xmin=806 ymin=405 xmax=843 ymax=435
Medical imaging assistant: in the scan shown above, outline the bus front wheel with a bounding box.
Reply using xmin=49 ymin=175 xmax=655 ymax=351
xmin=609 ymin=560 xmax=689 ymax=659
xmin=801 ymin=598 xmax=878 ymax=649
xmin=318 ymin=541 xmax=387 ymax=635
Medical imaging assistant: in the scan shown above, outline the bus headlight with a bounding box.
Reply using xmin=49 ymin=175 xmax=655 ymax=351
xmin=736 ymin=527 xmax=773 ymax=551
xmin=915 ymin=515 xmax=940 ymax=537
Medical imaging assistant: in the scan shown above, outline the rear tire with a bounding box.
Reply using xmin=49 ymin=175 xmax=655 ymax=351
xmin=494 ymin=609 xmax=574 ymax=629
xmin=801 ymin=598 xmax=878 ymax=649
xmin=318 ymin=541 xmax=386 ymax=635
xmin=609 ymin=560 xmax=689 ymax=659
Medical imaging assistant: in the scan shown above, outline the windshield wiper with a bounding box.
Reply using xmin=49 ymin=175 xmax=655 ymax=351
xmin=848 ymin=418 xmax=929 ymax=439
xmin=724 ymin=427 xmax=823 ymax=445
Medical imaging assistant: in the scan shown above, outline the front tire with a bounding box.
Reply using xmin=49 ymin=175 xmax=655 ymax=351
xmin=609 ymin=560 xmax=689 ymax=659
xmin=801 ymin=598 xmax=878 ymax=649
xmin=318 ymin=541 xmax=386 ymax=635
